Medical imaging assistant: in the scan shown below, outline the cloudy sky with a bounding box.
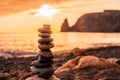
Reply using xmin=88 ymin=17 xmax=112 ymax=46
xmin=0 ymin=0 xmax=120 ymax=33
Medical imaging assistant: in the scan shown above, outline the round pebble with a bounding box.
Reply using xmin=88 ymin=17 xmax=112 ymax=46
xmin=38 ymin=43 xmax=54 ymax=50
xmin=39 ymin=50 xmax=54 ymax=59
xmin=36 ymin=54 xmax=52 ymax=62
xmin=38 ymin=28 xmax=52 ymax=34
xmin=38 ymin=33 xmax=50 ymax=38
xmin=43 ymin=25 xmax=51 ymax=29
xmin=31 ymin=66 xmax=54 ymax=79
xmin=38 ymin=38 xmax=53 ymax=43
xmin=31 ymin=60 xmax=53 ymax=68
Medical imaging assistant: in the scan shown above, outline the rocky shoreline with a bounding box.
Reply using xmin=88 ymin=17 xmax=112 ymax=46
xmin=0 ymin=46 xmax=120 ymax=80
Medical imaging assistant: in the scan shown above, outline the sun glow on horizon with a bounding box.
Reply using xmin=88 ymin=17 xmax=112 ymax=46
xmin=34 ymin=4 xmax=59 ymax=18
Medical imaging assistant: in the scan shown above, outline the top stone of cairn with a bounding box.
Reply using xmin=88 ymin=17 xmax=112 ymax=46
xmin=38 ymin=24 xmax=52 ymax=34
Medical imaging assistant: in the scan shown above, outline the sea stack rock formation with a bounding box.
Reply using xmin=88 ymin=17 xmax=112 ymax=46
xmin=61 ymin=10 xmax=120 ymax=32
xmin=60 ymin=18 xmax=70 ymax=32
xmin=31 ymin=24 xmax=54 ymax=79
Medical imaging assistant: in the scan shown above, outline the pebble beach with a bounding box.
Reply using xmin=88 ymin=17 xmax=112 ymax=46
xmin=0 ymin=46 xmax=120 ymax=80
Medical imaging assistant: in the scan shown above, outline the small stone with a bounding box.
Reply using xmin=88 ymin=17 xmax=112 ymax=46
xmin=31 ymin=66 xmax=54 ymax=79
xmin=38 ymin=33 xmax=50 ymax=38
xmin=31 ymin=60 xmax=53 ymax=68
xmin=39 ymin=50 xmax=54 ymax=59
xmin=43 ymin=24 xmax=51 ymax=29
xmin=36 ymin=54 xmax=52 ymax=62
xmin=71 ymin=47 xmax=84 ymax=56
xmin=38 ymin=43 xmax=54 ymax=50
xmin=38 ymin=28 xmax=52 ymax=34
xmin=38 ymin=38 xmax=53 ymax=43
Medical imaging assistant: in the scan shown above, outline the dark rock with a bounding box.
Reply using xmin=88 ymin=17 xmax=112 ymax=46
xmin=31 ymin=60 xmax=53 ymax=68
xmin=116 ymin=60 xmax=120 ymax=65
xmin=31 ymin=66 xmax=54 ymax=79
xmin=38 ymin=38 xmax=53 ymax=43
xmin=39 ymin=50 xmax=54 ymax=59
xmin=38 ymin=28 xmax=52 ymax=34
xmin=38 ymin=43 xmax=54 ymax=50
xmin=38 ymin=33 xmax=50 ymax=38
xmin=71 ymin=47 xmax=84 ymax=56
xmin=61 ymin=10 xmax=120 ymax=32
xmin=35 ymin=54 xmax=53 ymax=62
xmin=61 ymin=18 xmax=70 ymax=32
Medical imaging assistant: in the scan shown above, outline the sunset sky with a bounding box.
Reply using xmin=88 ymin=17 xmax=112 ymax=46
xmin=0 ymin=0 xmax=120 ymax=33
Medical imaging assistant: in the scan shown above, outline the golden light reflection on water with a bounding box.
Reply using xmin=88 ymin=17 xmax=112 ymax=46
xmin=52 ymin=32 xmax=120 ymax=52
xmin=0 ymin=32 xmax=120 ymax=53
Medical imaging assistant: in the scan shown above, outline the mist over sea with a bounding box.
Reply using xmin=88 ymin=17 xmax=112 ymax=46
xmin=0 ymin=32 xmax=120 ymax=53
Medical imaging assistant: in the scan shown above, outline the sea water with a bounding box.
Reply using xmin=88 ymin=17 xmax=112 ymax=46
xmin=0 ymin=32 xmax=120 ymax=53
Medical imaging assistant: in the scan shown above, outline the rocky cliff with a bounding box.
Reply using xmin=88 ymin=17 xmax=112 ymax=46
xmin=61 ymin=10 xmax=120 ymax=32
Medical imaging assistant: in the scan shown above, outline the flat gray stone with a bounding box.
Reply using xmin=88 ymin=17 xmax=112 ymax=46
xmin=31 ymin=66 xmax=54 ymax=79
xmin=31 ymin=60 xmax=53 ymax=68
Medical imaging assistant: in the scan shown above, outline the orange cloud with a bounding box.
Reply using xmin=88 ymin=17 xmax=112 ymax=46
xmin=0 ymin=0 xmax=71 ymax=16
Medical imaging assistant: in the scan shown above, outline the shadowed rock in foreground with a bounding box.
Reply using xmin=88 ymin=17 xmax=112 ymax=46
xmin=55 ymin=56 xmax=119 ymax=74
xmin=61 ymin=10 xmax=120 ymax=32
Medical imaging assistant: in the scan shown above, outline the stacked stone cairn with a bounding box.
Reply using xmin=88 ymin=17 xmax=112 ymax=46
xmin=31 ymin=24 xmax=54 ymax=79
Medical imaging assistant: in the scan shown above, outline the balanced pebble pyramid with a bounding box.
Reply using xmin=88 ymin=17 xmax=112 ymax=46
xmin=31 ymin=24 xmax=54 ymax=79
